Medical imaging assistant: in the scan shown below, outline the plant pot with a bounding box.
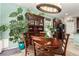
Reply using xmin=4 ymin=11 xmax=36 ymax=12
xmin=18 ymin=41 xmax=25 ymax=50
xmin=0 ymin=40 xmax=3 ymax=53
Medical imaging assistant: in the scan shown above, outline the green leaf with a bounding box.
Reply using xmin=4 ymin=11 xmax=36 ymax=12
xmin=9 ymin=12 xmax=18 ymax=17
xmin=17 ymin=15 xmax=24 ymax=21
xmin=45 ymin=33 xmax=49 ymax=39
xmin=14 ymin=36 xmax=19 ymax=40
xmin=38 ymin=12 xmax=45 ymax=16
xmin=0 ymin=25 xmax=8 ymax=32
xmin=17 ymin=7 xmax=23 ymax=14
xmin=9 ymin=30 xmax=14 ymax=36
xmin=26 ymin=8 xmax=32 ymax=13
xmin=9 ymin=38 xmax=14 ymax=41
xmin=9 ymin=20 xmax=17 ymax=24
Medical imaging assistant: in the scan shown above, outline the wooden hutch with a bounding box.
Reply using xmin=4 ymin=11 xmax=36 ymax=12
xmin=25 ymin=13 xmax=44 ymax=44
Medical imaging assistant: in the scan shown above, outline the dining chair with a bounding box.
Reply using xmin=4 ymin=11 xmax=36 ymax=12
xmin=52 ymin=34 xmax=70 ymax=56
xmin=22 ymin=32 xmax=30 ymax=56
xmin=32 ymin=32 xmax=50 ymax=56
xmin=33 ymin=34 xmax=70 ymax=56
xmin=33 ymin=37 xmax=52 ymax=56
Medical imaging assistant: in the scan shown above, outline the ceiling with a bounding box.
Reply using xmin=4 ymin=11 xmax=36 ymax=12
xmin=17 ymin=3 xmax=79 ymax=18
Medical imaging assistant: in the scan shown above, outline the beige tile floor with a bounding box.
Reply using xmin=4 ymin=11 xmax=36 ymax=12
xmin=67 ymin=38 xmax=79 ymax=56
xmin=12 ymin=39 xmax=79 ymax=56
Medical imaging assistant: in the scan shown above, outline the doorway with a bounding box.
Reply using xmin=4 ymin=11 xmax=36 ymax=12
xmin=77 ymin=17 xmax=79 ymax=33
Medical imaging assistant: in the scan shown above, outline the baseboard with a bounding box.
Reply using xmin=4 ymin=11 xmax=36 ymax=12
xmin=3 ymin=47 xmax=18 ymax=50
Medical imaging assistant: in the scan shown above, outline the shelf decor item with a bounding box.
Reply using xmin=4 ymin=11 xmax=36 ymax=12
xmin=19 ymin=41 xmax=25 ymax=50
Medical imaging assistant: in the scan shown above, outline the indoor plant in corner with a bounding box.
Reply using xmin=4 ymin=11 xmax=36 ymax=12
xmin=9 ymin=7 xmax=28 ymax=50
xmin=0 ymin=25 xmax=8 ymax=53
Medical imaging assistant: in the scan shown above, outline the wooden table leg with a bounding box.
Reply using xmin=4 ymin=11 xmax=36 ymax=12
xmin=24 ymin=40 xmax=29 ymax=56
xmin=33 ymin=41 xmax=36 ymax=56
xmin=25 ymin=47 xmax=27 ymax=56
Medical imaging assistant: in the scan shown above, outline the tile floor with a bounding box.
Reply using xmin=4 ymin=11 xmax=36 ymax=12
xmin=0 ymin=38 xmax=79 ymax=56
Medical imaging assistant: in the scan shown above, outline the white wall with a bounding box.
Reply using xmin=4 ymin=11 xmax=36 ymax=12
xmin=73 ymin=17 xmax=77 ymax=33
xmin=0 ymin=5 xmax=1 ymax=24
xmin=0 ymin=3 xmax=30 ymax=49
xmin=64 ymin=16 xmax=76 ymax=38
xmin=2 ymin=39 xmax=9 ymax=50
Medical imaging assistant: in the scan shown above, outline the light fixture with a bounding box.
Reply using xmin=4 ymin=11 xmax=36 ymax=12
xmin=36 ymin=3 xmax=62 ymax=13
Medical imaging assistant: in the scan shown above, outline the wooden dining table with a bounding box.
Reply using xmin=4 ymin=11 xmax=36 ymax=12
xmin=31 ymin=36 xmax=62 ymax=56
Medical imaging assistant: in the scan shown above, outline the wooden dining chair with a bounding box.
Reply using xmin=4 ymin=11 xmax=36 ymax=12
xmin=33 ymin=38 xmax=51 ymax=56
xmin=33 ymin=34 xmax=70 ymax=56
xmin=22 ymin=32 xmax=30 ymax=56
xmin=52 ymin=34 xmax=70 ymax=56
xmin=32 ymin=32 xmax=50 ymax=56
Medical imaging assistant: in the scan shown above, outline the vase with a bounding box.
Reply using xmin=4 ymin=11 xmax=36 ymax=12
xmin=18 ymin=41 xmax=25 ymax=50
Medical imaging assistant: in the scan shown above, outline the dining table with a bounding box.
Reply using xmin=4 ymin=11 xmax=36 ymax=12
xmin=31 ymin=36 xmax=63 ymax=56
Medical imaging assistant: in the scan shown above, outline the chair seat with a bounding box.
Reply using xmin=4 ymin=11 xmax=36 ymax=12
xmin=51 ymin=47 xmax=64 ymax=55
xmin=33 ymin=34 xmax=70 ymax=56
xmin=35 ymin=41 xmax=64 ymax=55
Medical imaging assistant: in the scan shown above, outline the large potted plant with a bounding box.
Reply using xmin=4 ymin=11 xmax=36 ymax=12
xmin=0 ymin=25 xmax=8 ymax=53
xmin=9 ymin=7 xmax=28 ymax=50
xmin=9 ymin=7 xmax=46 ymax=50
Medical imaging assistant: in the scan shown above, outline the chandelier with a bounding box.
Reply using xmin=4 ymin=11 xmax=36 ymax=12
xmin=36 ymin=3 xmax=62 ymax=13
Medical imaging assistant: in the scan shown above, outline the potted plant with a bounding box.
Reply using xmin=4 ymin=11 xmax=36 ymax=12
xmin=9 ymin=7 xmax=46 ymax=50
xmin=9 ymin=7 xmax=28 ymax=50
xmin=45 ymin=24 xmax=54 ymax=38
xmin=0 ymin=25 xmax=8 ymax=53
